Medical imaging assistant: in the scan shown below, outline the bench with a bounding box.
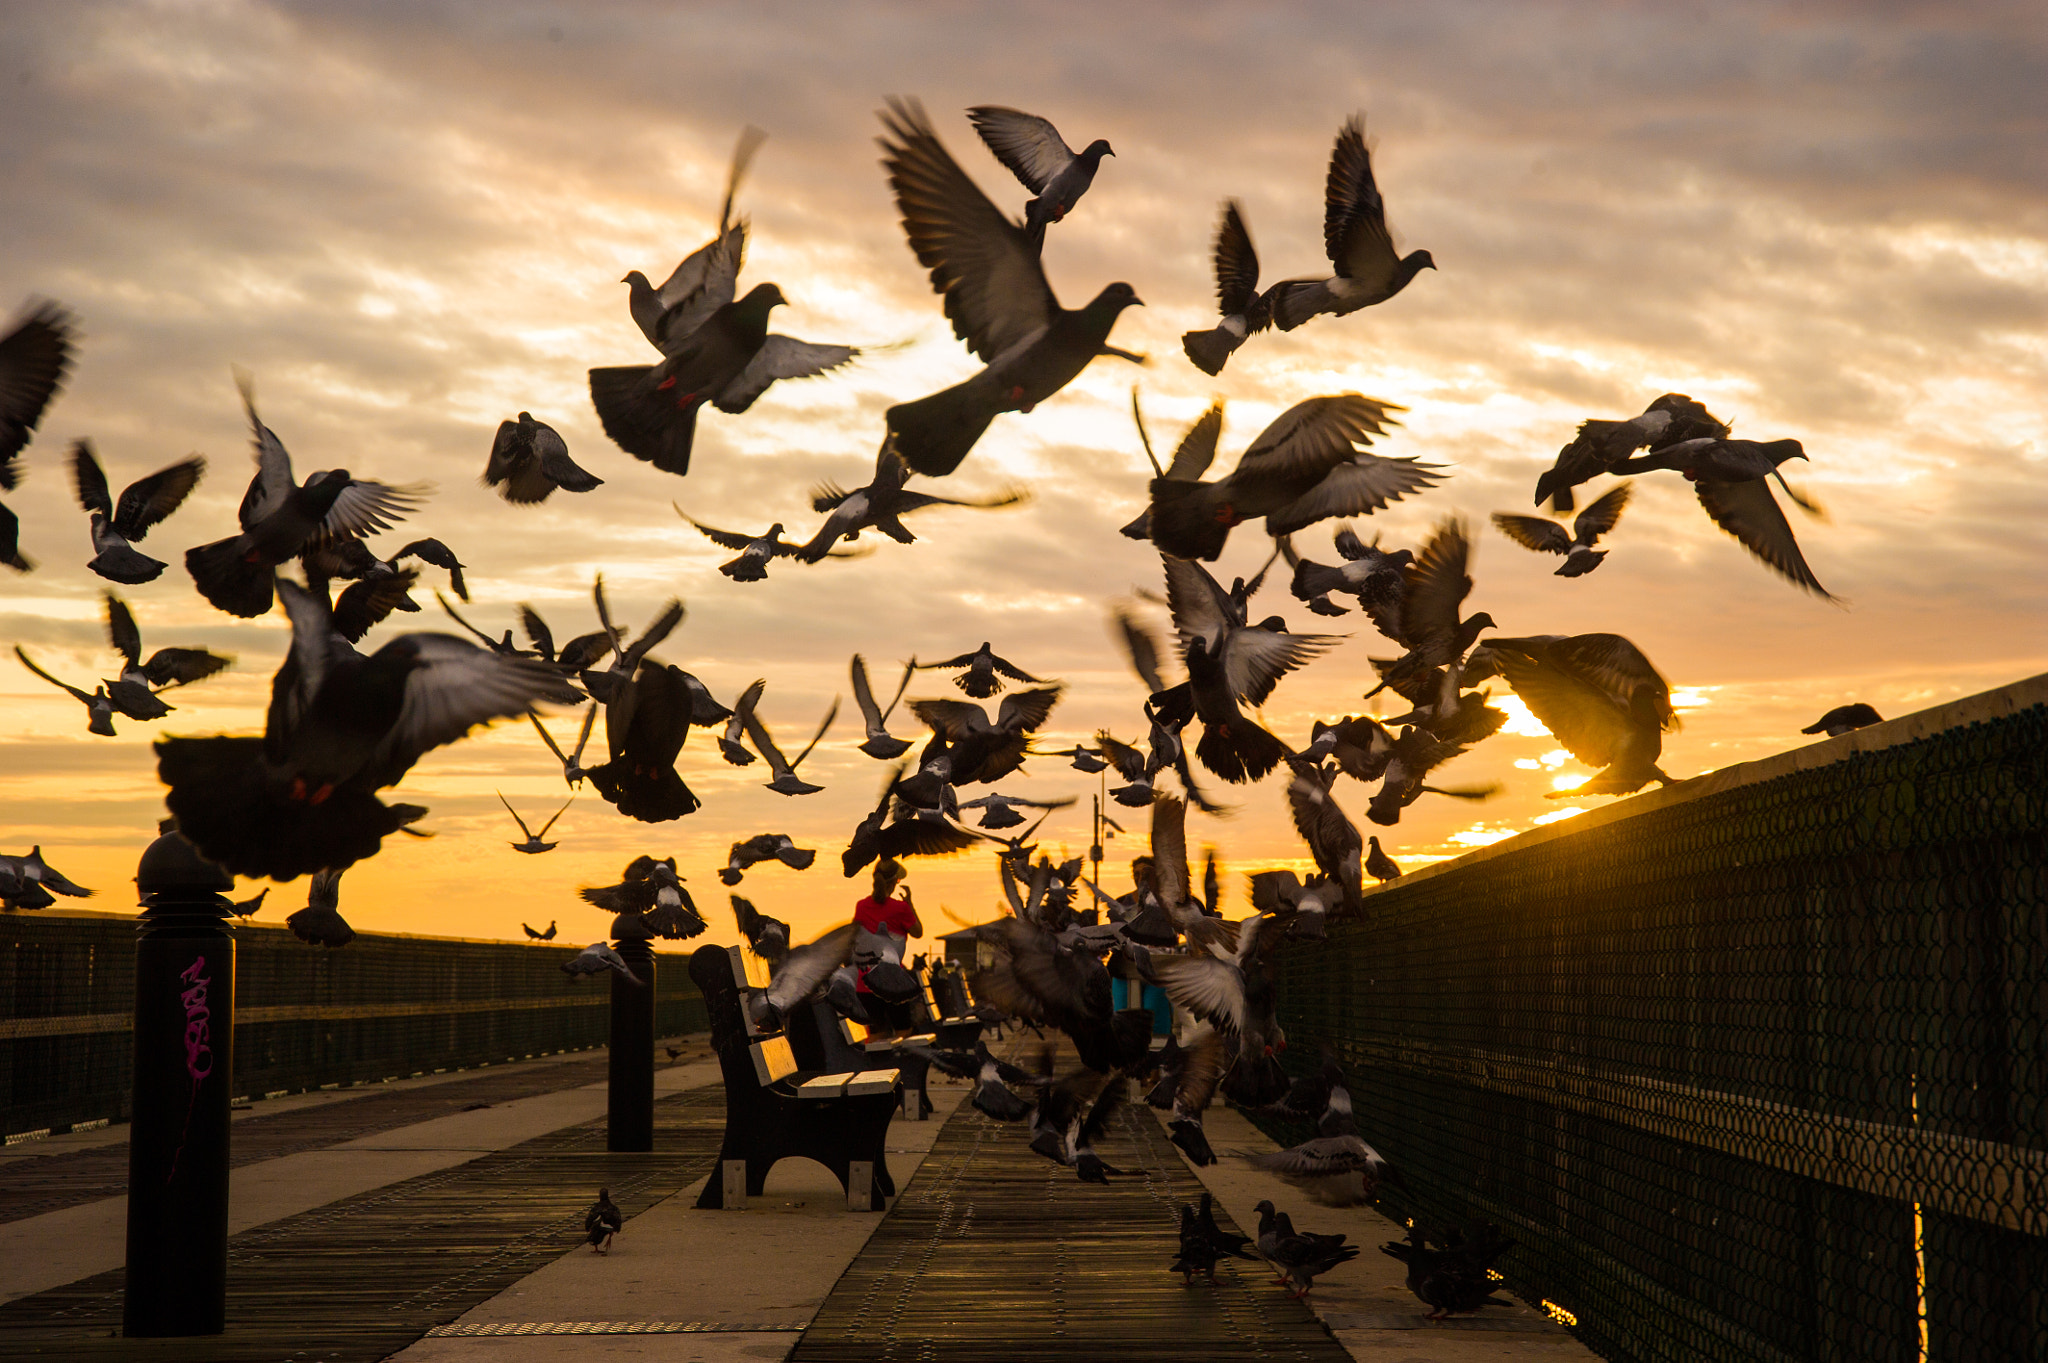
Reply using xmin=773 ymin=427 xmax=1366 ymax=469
xmin=688 ymin=945 xmax=902 ymax=1212
xmin=919 ymin=964 xmax=995 ymax=1049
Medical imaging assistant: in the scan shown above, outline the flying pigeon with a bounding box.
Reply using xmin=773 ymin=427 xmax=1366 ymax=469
xmin=878 ymin=98 xmax=1142 ymax=477
xmin=562 ymin=941 xmax=643 ymax=986
xmin=1267 ymin=116 xmax=1435 ymax=332
xmin=285 ymin=868 xmax=354 ymax=948
xmin=499 ymin=791 xmax=571 ymax=853
xmin=1534 ymin=393 xmax=1727 ymax=512
xmin=965 ymin=105 xmax=1114 ymax=239
xmin=849 ymin=653 xmax=917 ymax=759
xmin=69 ymin=440 xmax=203 ymax=584
xmin=799 ymin=436 xmax=1026 ymax=562
xmin=742 ymin=692 xmax=839 ymax=796
xmin=917 ymin=642 xmax=1046 ymax=699
xmin=720 ymin=832 xmax=816 ymax=885
xmin=484 ymin=412 xmax=603 ymax=503
xmin=102 ymin=592 xmax=231 ymax=714
xmin=1181 ymin=201 xmax=1274 ymax=376
xmin=1491 ymin=482 xmax=1631 ymax=577
xmin=0 ymin=845 xmax=93 ymax=911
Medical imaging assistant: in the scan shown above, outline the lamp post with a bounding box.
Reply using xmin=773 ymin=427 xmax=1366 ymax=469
xmin=124 ymin=824 xmax=236 ymax=1338
xmin=607 ymin=915 xmax=656 ymax=1152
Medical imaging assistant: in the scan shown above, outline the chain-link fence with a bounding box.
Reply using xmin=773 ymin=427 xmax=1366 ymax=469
xmin=1 ymin=916 xmax=708 ymax=1140
xmin=1261 ymin=677 xmax=2048 ymax=1363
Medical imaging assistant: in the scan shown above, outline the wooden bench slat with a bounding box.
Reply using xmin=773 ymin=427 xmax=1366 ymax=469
xmin=844 ymin=1069 xmax=900 ymax=1097
xmin=798 ymin=1072 xmax=856 ymax=1098
xmin=750 ymin=1036 xmax=797 ymax=1086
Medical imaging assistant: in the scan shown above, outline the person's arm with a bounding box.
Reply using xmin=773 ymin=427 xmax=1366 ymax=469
xmin=897 ymin=884 xmax=923 ymax=938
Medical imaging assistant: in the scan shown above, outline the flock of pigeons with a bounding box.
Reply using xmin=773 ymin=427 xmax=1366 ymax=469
xmin=2 ymin=101 xmax=1881 ymax=1319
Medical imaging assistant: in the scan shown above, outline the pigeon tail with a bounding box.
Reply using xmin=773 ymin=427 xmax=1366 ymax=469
xmin=156 ymin=736 xmax=424 ymax=880
xmin=1170 ymin=1119 xmax=1217 ymax=1166
xmin=585 ymin=758 xmax=701 ymax=823
xmin=589 ymin=366 xmax=700 ymax=476
xmin=1146 ymin=479 xmax=1232 ymax=562
xmin=885 ymin=381 xmax=999 ymax=478
xmin=89 ymin=543 xmax=169 ymax=585
xmin=1180 ymin=326 xmax=1241 ymax=378
xmin=1196 ymin=717 xmax=1285 ymax=785
xmin=185 ymin=537 xmax=276 ymax=618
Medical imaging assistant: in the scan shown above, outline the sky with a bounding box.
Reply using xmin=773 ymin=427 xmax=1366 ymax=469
xmin=1 ymin=0 xmax=2043 ymax=952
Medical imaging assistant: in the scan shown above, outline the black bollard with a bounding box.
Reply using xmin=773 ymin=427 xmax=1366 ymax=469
xmin=124 ymin=827 xmax=236 ymax=1338
xmin=607 ymin=937 xmax=656 ymax=1152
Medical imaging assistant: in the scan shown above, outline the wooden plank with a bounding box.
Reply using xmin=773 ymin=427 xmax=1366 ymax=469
xmin=798 ymin=1073 xmax=856 ymax=1098
xmin=750 ymin=1036 xmax=797 ymax=1086
xmin=843 ymin=1070 xmax=898 ymax=1097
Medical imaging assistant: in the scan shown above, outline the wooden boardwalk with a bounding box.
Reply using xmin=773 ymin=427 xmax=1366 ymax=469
xmin=0 ymin=1086 xmax=725 ymax=1361
xmin=0 ymin=1052 xmax=618 ymax=1226
xmin=791 ymin=1093 xmax=1352 ymax=1363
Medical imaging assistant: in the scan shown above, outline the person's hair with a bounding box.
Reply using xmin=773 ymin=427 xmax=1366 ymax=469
xmin=872 ymin=858 xmax=906 ymax=899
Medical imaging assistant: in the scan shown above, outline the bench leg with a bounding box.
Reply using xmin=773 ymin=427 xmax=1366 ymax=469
xmin=722 ymin=1159 xmax=748 ymax=1210
xmin=901 ymin=1087 xmax=924 ymax=1121
xmin=846 ymin=1159 xmax=873 ymax=1212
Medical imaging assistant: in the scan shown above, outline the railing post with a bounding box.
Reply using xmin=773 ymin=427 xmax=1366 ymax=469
xmin=123 ymin=826 xmax=236 ymax=1338
xmin=607 ymin=938 xmax=655 ymax=1151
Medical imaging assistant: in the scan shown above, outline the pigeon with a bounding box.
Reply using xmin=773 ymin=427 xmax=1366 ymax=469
xmin=156 ymin=578 xmax=562 ymax=879
xmin=1268 ymin=116 xmax=1435 ymax=332
xmin=908 ymin=685 xmax=1061 ymax=788
xmin=530 ymin=703 xmax=600 ymax=789
xmin=1 ymin=501 xmax=29 ymax=573
xmin=1535 ymin=394 xmax=1728 ymax=512
xmin=0 ymin=846 xmax=94 ymax=911
xmin=878 ymin=98 xmax=1143 ymax=477
xmin=1803 ymin=702 xmax=1882 ymax=737
xmin=1050 ymin=743 xmax=1108 ymax=774
xmin=1028 ymin=1068 xmax=1130 ymax=1183
xmin=742 ymin=693 xmax=839 ymax=796
xmin=499 ymin=791 xmax=571 ymax=853
xmin=915 ymin=1037 xmax=1039 ymax=1121
xmin=228 ymin=888 xmax=268 ymax=919
xmin=15 ymin=646 xmax=119 ymax=735
xmin=720 ymin=833 xmax=816 ymax=885
xmin=1362 ymin=519 xmax=1495 ymax=702
xmin=1383 ymin=1223 xmax=1516 ymax=1320
xmin=1 ymin=299 xmax=75 ymax=475
xmin=965 ymin=105 xmax=1114 ymax=239
xmin=68 ymin=440 xmax=203 ymax=584
xmin=850 ymin=653 xmax=917 ymax=758
xmin=1255 ymin=1201 xmax=1362 ymax=1299
xmin=187 ymin=376 xmax=426 ymax=618
xmin=585 ymin=661 xmax=703 ymax=822
xmin=583 ymin=1189 xmax=624 ymax=1254
xmin=285 ymin=868 xmax=354 ymax=948
xmin=1152 ymin=914 xmax=1291 ymax=1106
xmin=1247 ymin=870 xmax=1334 ymax=943
xmin=717 ymin=677 xmax=765 ymax=766
xmin=1146 ymin=1019 xmax=1230 ymax=1165
xmin=1281 ymin=525 xmax=1414 ymax=618
xmin=1246 ymin=1062 xmax=1395 ymax=1207
xmin=1364 ymin=723 xmax=1502 ymax=827
xmin=517 ymin=606 xmax=619 ymax=680
xmin=677 ymin=508 xmax=863 ymax=580
xmin=1491 ymin=482 xmax=1631 ymax=577
xmin=957 ymin=791 xmax=1076 ymax=830
xmin=484 ymin=412 xmax=603 ymax=503
xmin=1467 ymin=633 xmax=1678 ymax=797
xmin=746 ymin=922 xmax=859 ymax=1030
xmin=729 ymin=893 xmax=791 ymax=962
xmin=1172 ymin=1192 xmax=1257 ymax=1285
xmin=1365 ymin=836 xmax=1401 ymax=883
xmin=562 ymin=941 xmax=643 ymax=986
xmin=1119 ymin=395 xmax=1224 ymax=540
xmin=918 ymin=642 xmax=1047 ymax=699
xmin=1181 ymin=202 xmax=1274 ymax=376
xmin=304 ymin=535 xmax=469 ymax=608
xmin=664 ymin=1045 xmax=684 ymax=1062
xmin=800 ymin=436 xmax=1026 ymax=562
xmin=102 ymin=592 xmax=231 ymax=714
xmin=1285 ymin=760 xmax=1364 ymax=918
xmin=578 ymin=577 xmax=685 ymax=706
xmin=840 ymin=769 xmax=979 ymax=878
xmin=594 ymin=141 xmax=858 ymax=482
xmin=522 ymin=920 xmax=558 ymax=941
xmin=622 ymin=125 xmax=766 ymax=352
xmin=582 ymin=855 xmax=706 ymax=940
xmin=1616 ymin=437 xmax=1835 ymax=599
xmin=1147 ymin=395 xmax=1438 ymax=563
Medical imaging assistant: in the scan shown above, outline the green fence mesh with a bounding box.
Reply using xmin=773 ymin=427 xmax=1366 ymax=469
xmin=0 ymin=919 xmax=707 ymax=1140
xmin=1260 ymin=690 xmax=2048 ymax=1363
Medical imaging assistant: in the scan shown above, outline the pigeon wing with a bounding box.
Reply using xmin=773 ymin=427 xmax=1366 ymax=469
xmin=0 ymin=301 xmax=75 ymax=474
xmin=1225 ymin=627 xmax=1341 ymax=708
xmin=1162 ymin=555 xmax=1234 ymax=652
xmin=1264 ymin=456 xmax=1442 ymax=537
xmin=966 ymin=105 xmax=1075 ymax=194
xmin=1491 ymin=512 xmax=1572 ymax=555
xmin=1491 ymin=649 xmax=1627 ymax=768
xmin=69 ymin=440 xmax=113 ymax=517
xmin=1111 ymin=606 xmax=1170 ymax=695
xmin=677 ymin=509 xmax=763 ymax=552
xmin=1212 ymin=202 xmax=1261 ymax=318
xmin=1233 ymin=394 xmax=1404 ymax=483
xmin=1324 ymin=116 xmax=1400 ymax=288
xmin=104 ymin=591 xmax=143 ymax=665
xmin=315 ymin=479 xmax=426 ymax=546
xmin=14 ymin=646 xmax=95 ymax=705
xmin=1695 ymin=478 xmax=1835 ymax=600
xmin=994 ymin=685 xmax=1062 ymax=733
xmin=376 ymin=637 xmax=567 ymax=778
xmin=715 ymin=337 xmax=859 ymax=415
xmin=113 ymin=457 xmax=205 ymax=540
xmin=879 ymin=98 xmax=1058 ymax=364
xmin=235 ymin=372 xmax=297 ymax=529
xmin=1399 ymin=519 xmax=1475 ymax=645
xmin=1166 ymin=402 xmax=1227 ymax=483
xmin=140 ymin=647 xmax=231 ymax=687
xmin=1571 ymin=482 xmax=1632 ymax=543
xmin=1151 ymin=954 xmax=1248 ymax=1035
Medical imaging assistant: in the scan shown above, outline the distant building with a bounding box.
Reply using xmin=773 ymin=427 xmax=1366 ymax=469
xmin=936 ymin=920 xmax=1003 ymax=970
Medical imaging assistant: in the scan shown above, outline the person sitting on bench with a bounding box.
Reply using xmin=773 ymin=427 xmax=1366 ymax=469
xmin=845 ymin=859 xmax=922 ymax=1038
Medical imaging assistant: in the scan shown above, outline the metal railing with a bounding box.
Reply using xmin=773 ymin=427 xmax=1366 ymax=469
xmin=1 ymin=918 xmax=707 ymax=1140
xmin=1258 ymin=673 xmax=2048 ymax=1363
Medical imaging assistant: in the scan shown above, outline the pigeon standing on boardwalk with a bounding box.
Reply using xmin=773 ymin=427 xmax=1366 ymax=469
xmin=1172 ymin=1192 xmax=1255 ymax=1286
xmin=484 ymin=412 xmax=602 ymax=503
xmin=1803 ymin=703 xmax=1882 ymax=737
xmin=878 ymin=98 xmax=1143 ymax=477
xmin=1383 ymin=1223 xmax=1516 ymax=1320
xmin=1255 ymin=1200 xmax=1361 ymax=1300
xmin=966 ymin=105 xmax=1114 ymax=240
xmin=1268 ymin=117 xmax=1436 ymax=332
xmin=69 ymin=441 xmax=204 ymax=584
xmin=584 ymin=1189 xmax=622 ymax=1254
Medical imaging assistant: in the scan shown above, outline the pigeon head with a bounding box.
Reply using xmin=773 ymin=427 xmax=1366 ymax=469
xmin=1406 ymin=249 xmax=1438 ymax=272
xmin=1763 ymin=438 xmax=1807 ymax=464
xmin=737 ymin=282 xmax=789 ymax=314
xmin=621 ymin=271 xmax=651 ymax=288
xmin=1080 ymin=139 xmax=1114 ymax=162
xmin=1090 ymin=282 xmax=1143 ymax=313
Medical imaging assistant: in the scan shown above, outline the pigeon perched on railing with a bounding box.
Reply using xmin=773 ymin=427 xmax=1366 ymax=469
xmin=522 ymin=920 xmax=557 ymax=941
xmin=1803 ymin=703 xmax=1882 ymax=737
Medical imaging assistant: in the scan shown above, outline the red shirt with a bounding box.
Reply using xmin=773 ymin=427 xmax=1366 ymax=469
xmin=854 ymin=895 xmax=919 ymax=938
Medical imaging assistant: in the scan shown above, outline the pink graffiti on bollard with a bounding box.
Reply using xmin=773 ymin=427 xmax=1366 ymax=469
xmin=168 ymin=954 xmax=213 ymax=1182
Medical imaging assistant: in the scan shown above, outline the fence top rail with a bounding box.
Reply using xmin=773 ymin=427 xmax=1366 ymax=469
xmin=1367 ymin=667 xmax=2048 ymax=900
xmin=0 ymin=910 xmax=717 ymax=955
